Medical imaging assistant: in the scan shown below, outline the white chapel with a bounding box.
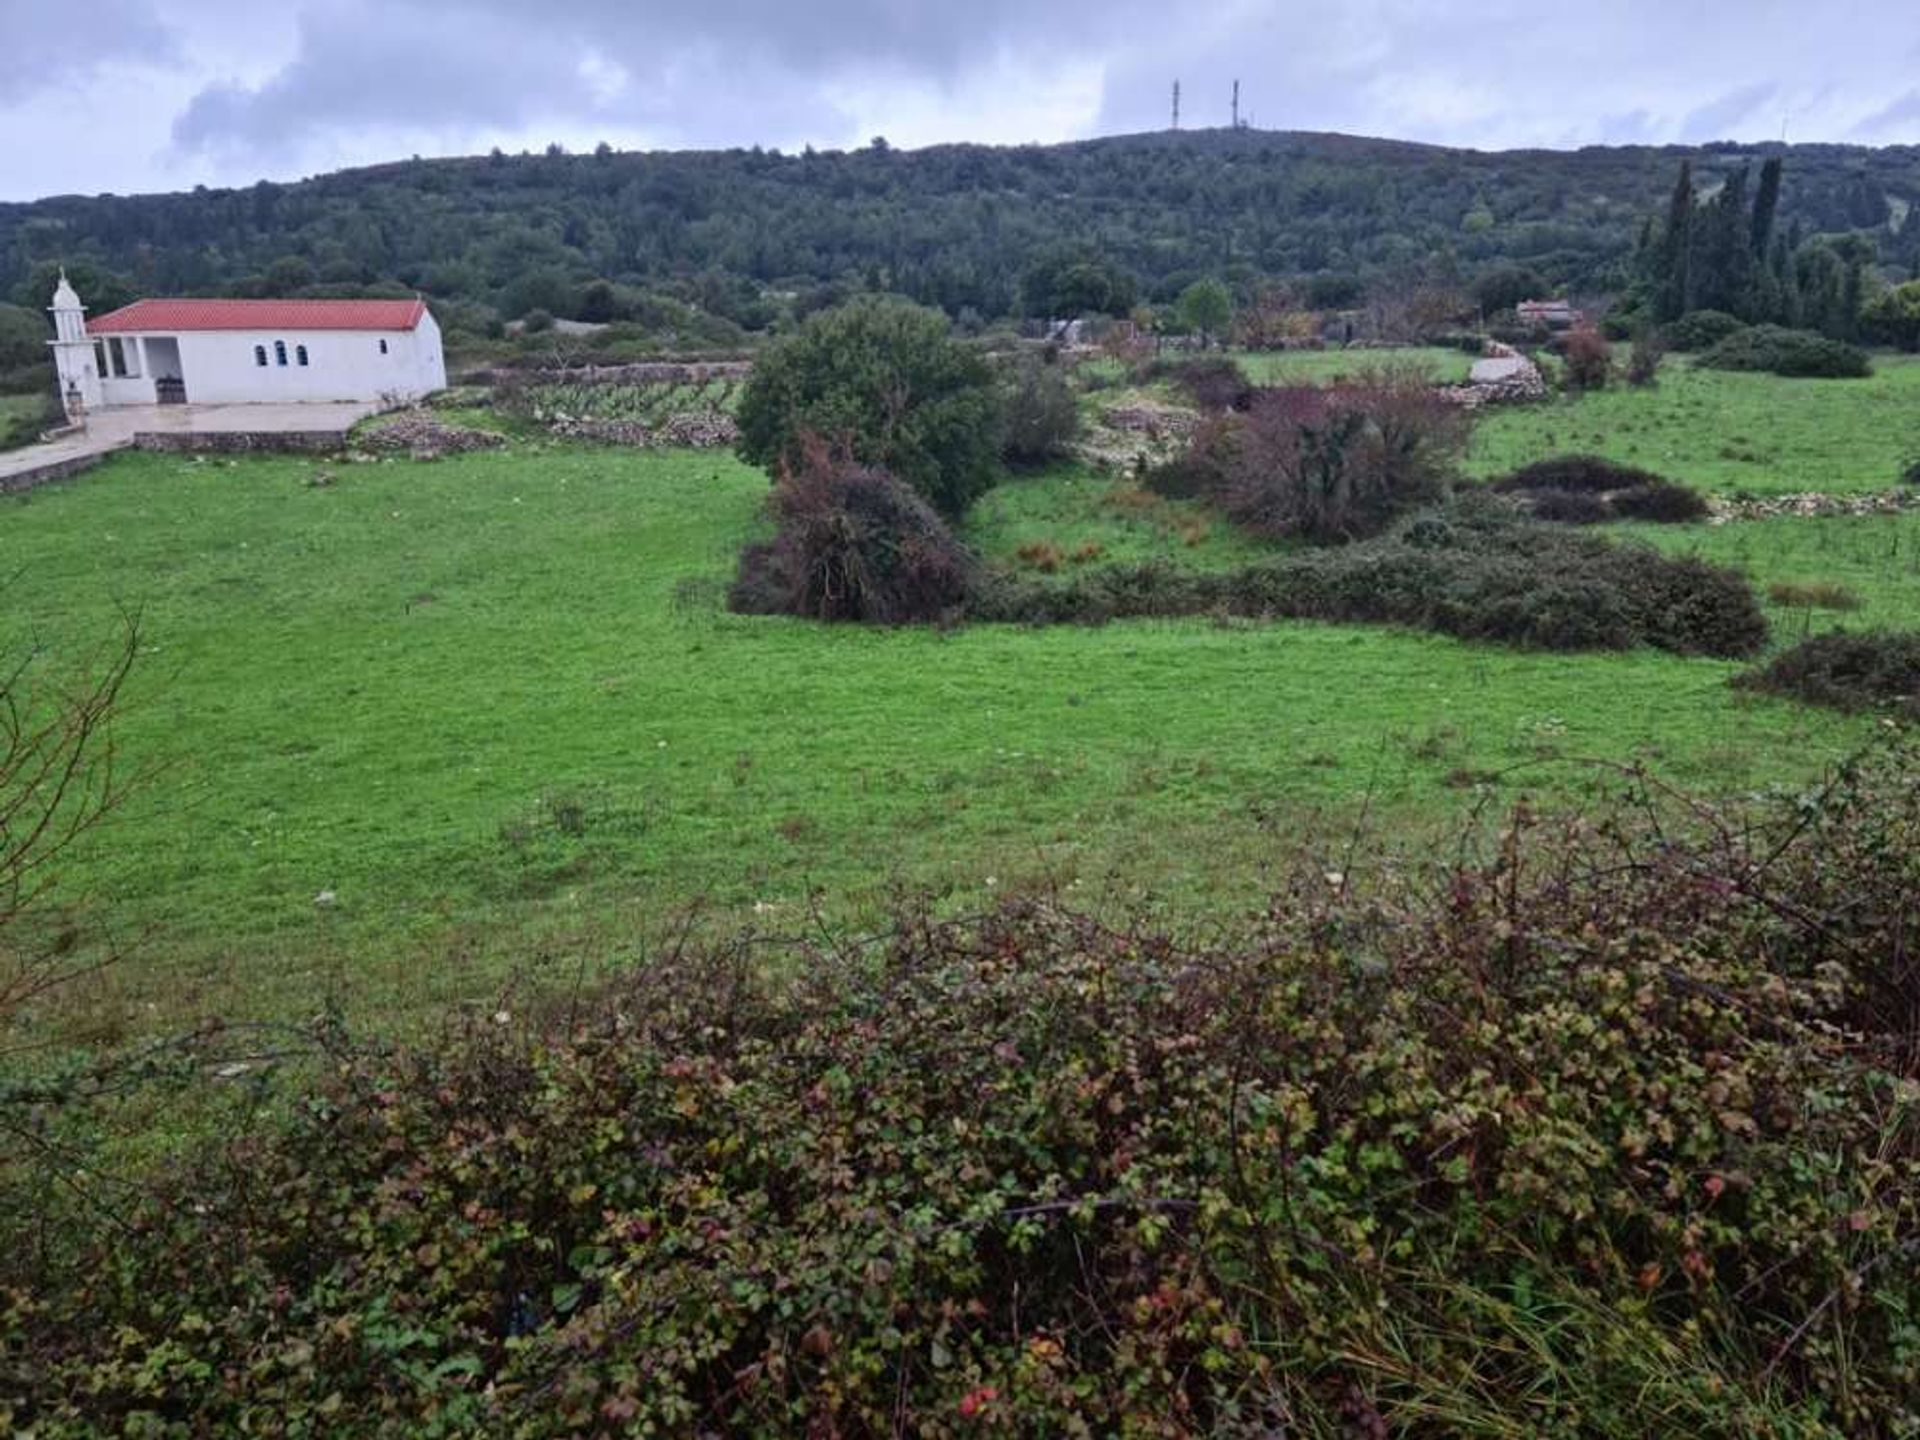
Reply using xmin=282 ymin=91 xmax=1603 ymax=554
xmin=48 ymin=273 xmax=446 ymax=419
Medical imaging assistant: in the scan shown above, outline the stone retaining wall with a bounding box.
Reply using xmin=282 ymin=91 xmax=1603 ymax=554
xmin=132 ymin=430 xmax=350 ymax=455
xmin=0 ymin=450 xmax=108 ymax=496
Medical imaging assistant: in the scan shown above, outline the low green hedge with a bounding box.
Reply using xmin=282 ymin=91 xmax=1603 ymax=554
xmin=1697 ymin=325 xmax=1872 ymax=379
xmin=975 ymin=505 xmax=1764 ymax=657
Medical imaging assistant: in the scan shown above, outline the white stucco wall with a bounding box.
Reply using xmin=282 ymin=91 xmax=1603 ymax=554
xmin=83 ymin=319 xmax=445 ymax=408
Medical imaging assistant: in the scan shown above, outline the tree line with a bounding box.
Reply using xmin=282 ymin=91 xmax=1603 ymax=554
xmin=4 ymin=130 xmax=1917 ymax=346
xmin=1626 ymin=157 xmax=1913 ymax=341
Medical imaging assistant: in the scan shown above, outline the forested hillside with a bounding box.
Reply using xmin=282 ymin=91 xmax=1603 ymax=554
xmin=4 ymin=129 xmax=1918 ymax=341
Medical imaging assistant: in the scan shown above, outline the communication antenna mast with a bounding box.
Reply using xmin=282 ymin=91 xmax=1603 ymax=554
xmin=1172 ymin=80 xmax=1181 ymax=131
xmin=1232 ymin=80 xmax=1240 ymax=129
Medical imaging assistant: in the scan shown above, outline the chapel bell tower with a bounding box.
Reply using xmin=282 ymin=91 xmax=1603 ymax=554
xmin=48 ymin=269 xmax=101 ymax=422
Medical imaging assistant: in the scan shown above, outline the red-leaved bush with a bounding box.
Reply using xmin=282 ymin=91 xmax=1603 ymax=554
xmin=1202 ymin=369 xmax=1466 ymax=543
xmin=1562 ymin=327 xmax=1615 ymax=391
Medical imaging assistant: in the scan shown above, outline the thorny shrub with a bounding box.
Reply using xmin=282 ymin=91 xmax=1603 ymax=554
xmin=1735 ymin=631 xmax=1920 ymax=719
xmin=1495 ymin=455 xmax=1709 ymax=525
xmin=728 ymin=436 xmax=977 ymax=623
xmin=5 ymin=744 xmax=1917 ymax=1435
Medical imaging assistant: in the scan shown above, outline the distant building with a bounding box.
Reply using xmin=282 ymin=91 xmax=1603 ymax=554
xmin=1043 ymin=317 xmax=1136 ymax=347
xmin=1515 ymin=299 xmax=1579 ymax=330
xmin=47 ymin=274 xmax=445 ymax=420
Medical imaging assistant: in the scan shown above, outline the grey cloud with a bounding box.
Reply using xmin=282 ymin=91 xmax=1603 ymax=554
xmin=1853 ymin=89 xmax=1920 ymax=138
xmin=1678 ymin=82 xmax=1778 ymax=143
xmin=0 ymin=0 xmax=178 ymax=103
xmin=170 ymin=0 xmax=1153 ymax=159
xmin=173 ymin=6 xmax=582 ymax=152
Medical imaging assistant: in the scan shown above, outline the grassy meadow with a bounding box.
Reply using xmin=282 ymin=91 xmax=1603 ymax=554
xmin=0 ymin=433 xmax=1897 ymax=1047
xmin=1470 ymin=354 xmax=1920 ymax=494
xmin=1229 ymin=345 xmax=1476 ymax=384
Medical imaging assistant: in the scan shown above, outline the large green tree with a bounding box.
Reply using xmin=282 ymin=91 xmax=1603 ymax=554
xmin=735 ymin=298 xmax=1005 ymax=516
xmin=1861 ymin=281 xmax=1920 ymax=352
xmin=1176 ymin=278 xmax=1233 ymax=347
xmin=1018 ymin=246 xmax=1138 ymax=320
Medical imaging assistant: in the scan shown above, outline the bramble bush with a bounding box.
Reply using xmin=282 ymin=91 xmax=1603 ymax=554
xmin=1735 ymin=631 xmax=1920 ymax=718
xmin=7 ymin=744 xmax=1917 ymax=1436
xmin=1494 ymin=455 xmax=1710 ymax=525
xmin=728 ymin=436 xmax=977 ymax=624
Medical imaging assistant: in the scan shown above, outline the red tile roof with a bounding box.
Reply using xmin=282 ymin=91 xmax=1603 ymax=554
xmin=87 ymin=298 xmax=428 ymax=335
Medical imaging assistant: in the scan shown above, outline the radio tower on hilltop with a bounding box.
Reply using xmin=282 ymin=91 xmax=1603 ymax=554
xmin=1171 ymin=80 xmax=1181 ymax=131
xmin=1232 ymin=80 xmax=1240 ymax=129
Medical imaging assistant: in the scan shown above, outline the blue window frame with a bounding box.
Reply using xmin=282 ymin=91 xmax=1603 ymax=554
xmin=274 ymin=340 xmax=288 ymax=367
xmin=254 ymin=344 xmax=267 ymax=366
xmin=296 ymin=344 xmax=309 ymax=367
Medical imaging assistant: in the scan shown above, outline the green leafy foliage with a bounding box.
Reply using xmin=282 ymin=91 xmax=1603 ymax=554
xmin=1175 ymin=278 xmax=1234 ymax=345
xmin=736 ymin=298 xmax=1005 ymax=515
xmin=8 ymin=751 xmax=1917 ymax=1435
xmin=1861 ymin=281 xmax=1920 ymax=353
xmin=1667 ymin=309 xmax=1747 ymax=351
xmin=1018 ymin=244 xmax=1139 ymax=319
xmin=0 ymin=304 xmax=47 ymax=374
xmin=998 ymin=357 xmax=1081 ymax=467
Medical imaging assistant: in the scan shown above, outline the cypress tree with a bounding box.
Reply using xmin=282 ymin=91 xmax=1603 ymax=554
xmin=1750 ymin=158 xmax=1783 ymax=257
xmin=1768 ymin=236 xmax=1799 ymax=326
xmin=1712 ymin=166 xmax=1753 ymax=316
xmin=1658 ymin=161 xmax=1695 ymax=321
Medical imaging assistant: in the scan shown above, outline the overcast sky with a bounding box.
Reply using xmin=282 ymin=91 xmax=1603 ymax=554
xmin=4 ymin=0 xmax=1918 ymax=202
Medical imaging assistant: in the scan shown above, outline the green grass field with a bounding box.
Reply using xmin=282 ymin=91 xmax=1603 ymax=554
xmin=1231 ymin=346 xmax=1475 ymax=385
xmin=1469 ymin=355 xmax=1920 ymax=495
xmin=1 ymin=442 xmax=1892 ymax=1048
xmin=967 ymin=464 xmax=1269 ymax=572
xmin=1630 ymin=509 xmax=1920 ymax=633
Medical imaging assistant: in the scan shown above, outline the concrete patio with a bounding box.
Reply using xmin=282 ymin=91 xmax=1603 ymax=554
xmin=0 ymin=401 xmax=378 ymax=492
